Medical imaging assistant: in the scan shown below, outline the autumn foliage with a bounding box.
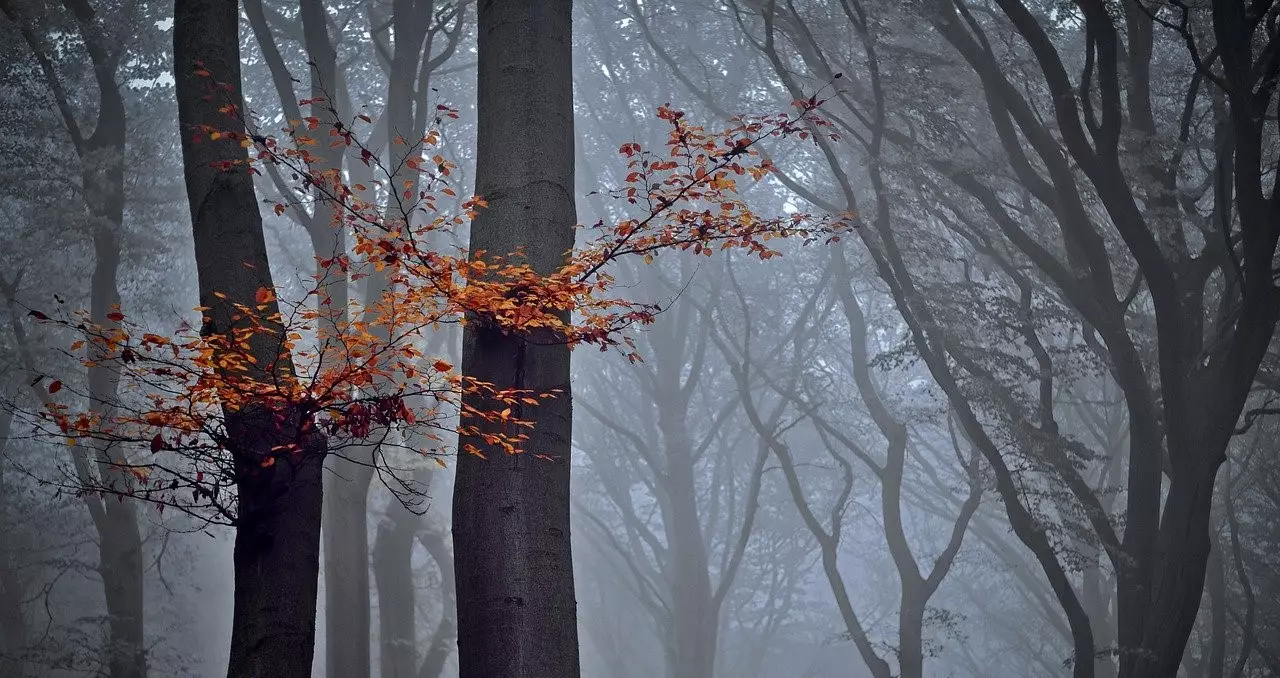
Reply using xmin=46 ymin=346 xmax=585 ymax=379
xmin=17 ymin=71 xmax=847 ymax=522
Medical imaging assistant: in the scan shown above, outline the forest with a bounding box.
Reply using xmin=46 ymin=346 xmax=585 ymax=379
xmin=0 ymin=0 xmax=1278 ymax=677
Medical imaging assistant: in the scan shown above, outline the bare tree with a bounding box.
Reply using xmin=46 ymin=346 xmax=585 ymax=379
xmin=0 ymin=3 xmax=147 ymax=675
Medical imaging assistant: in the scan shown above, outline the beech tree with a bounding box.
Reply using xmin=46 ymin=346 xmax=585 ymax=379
xmin=173 ymin=2 xmax=327 ymax=676
xmin=693 ymin=0 xmax=1280 ymax=675
xmin=242 ymin=2 xmax=467 ymax=674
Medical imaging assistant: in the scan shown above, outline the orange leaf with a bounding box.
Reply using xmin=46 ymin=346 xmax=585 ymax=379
xmin=107 ymin=311 xmax=125 ymax=322
xmin=432 ymin=360 xmax=452 ymax=373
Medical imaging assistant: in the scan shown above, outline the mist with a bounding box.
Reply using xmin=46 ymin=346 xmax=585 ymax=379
xmin=1 ymin=1 xmax=1278 ymax=678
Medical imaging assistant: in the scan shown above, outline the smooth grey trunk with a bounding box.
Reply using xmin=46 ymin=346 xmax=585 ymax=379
xmin=1206 ymin=532 xmax=1226 ymax=678
xmin=174 ymin=3 xmax=326 ymax=676
xmin=415 ymin=520 xmax=457 ymax=678
xmin=452 ymin=0 xmax=579 ymax=676
xmin=322 ymin=469 xmax=373 ymax=677
xmin=657 ymin=408 xmax=717 ymax=678
xmin=374 ymin=492 xmax=421 ymax=678
xmin=645 ymin=317 xmax=720 ymax=678
xmin=373 ymin=467 xmax=457 ymax=678
xmin=1080 ymin=544 xmax=1117 ymax=678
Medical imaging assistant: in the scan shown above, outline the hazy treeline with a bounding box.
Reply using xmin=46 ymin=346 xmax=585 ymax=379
xmin=1 ymin=1 xmax=1279 ymax=677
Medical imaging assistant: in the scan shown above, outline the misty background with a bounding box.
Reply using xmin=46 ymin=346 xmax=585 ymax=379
xmin=1 ymin=1 xmax=1278 ymax=677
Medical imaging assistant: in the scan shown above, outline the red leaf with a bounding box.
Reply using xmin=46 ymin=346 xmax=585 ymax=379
xmin=47 ymin=380 xmax=62 ymax=394
xmin=150 ymin=434 xmax=165 ymax=453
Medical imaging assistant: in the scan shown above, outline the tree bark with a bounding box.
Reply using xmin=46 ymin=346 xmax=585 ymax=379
xmin=1206 ymin=531 xmax=1226 ymax=678
xmin=173 ymin=3 xmax=326 ymax=676
xmin=452 ymin=0 xmax=579 ymax=676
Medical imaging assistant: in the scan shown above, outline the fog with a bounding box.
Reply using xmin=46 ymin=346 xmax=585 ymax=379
xmin=1 ymin=1 xmax=1279 ymax=677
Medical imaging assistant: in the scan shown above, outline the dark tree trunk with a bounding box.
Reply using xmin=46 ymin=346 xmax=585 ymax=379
xmin=451 ymin=0 xmax=579 ymax=676
xmin=1207 ymin=532 xmax=1226 ymax=678
xmin=98 ymin=508 xmax=145 ymax=678
xmin=173 ymin=3 xmax=326 ymax=677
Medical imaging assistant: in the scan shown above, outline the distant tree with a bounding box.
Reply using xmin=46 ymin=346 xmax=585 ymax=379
xmin=0 ymin=2 xmax=156 ymax=675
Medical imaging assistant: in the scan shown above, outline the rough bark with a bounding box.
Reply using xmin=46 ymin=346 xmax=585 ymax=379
xmin=173 ymin=3 xmax=326 ymax=676
xmin=452 ymin=0 xmax=579 ymax=676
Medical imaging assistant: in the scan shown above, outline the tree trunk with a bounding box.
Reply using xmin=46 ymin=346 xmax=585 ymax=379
xmin=292 ymin=5 xmax=377 ymax=673
xmin=374 ymin=497 xmax=419 ymax=678
xmin=62 ymin=4 xmax=148 ymax=673
xmin=1081 ymin=545 xmax=1117 ymax=678
xmin=98 ymin=508 xmax=145 ymax=678
xmin=657 ymin=410 xmax=717 ymax=678
xmin=897 ymin=590 xmax=926 ymax=678
xmin=1207 ymin=533 xmax=1226 ymax=678
xmin=1123 ymin=471 xmax=1217 ymax=678
xmin=323 ymin=468 xmax=373 ymax=678
xmin=0 ymin=433 xmax=27 ymax=678
xmin=452 ymin=0 xmax=579 ymax=676
xmin=416 ymin=521 xmax=457 ymax=678
xmin=173 ymin=3 xmax=326 ymax=676
xmin=225 ymin=410 xmax=327 ymax=678
xmin=374 ymin=472 xmax=457 ymax=678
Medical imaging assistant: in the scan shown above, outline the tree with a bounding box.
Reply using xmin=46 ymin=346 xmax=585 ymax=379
xmin=243 ymin=3 xmax=467 ymax=674
xmin=0 ymin=2 xmax=151 ymax=675
xmin=660 ymin=0 xmax=1280 ymax=674
xmin=173 ymin=2 xmax=326 ymax=676
xmin=915 ymin=5 xmax=1280 ymax=674
xmin=450 ymin=1 xmax=581 ymax=675
xmin=714 ymin=254 xmax=983 ymax=678
xmin=16 ymin=6 xmax=833 ymax=678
